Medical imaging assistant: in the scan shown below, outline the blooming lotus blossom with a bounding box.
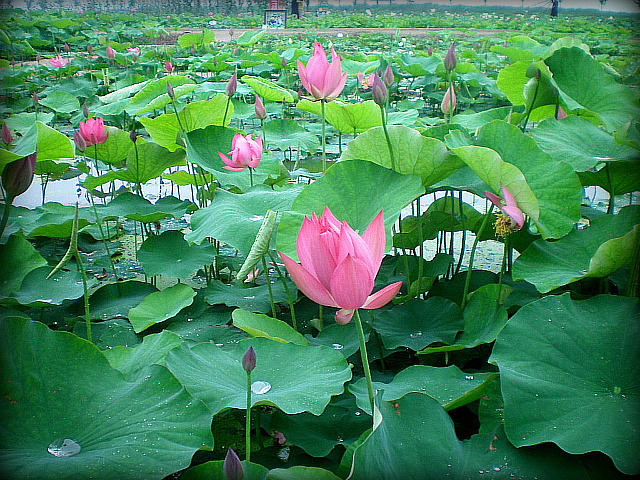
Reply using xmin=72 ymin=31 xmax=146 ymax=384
xmin=49 ymin=55 xmax=69 ymax=68
xmin=164 ymin=61 xmax=174 ymax=73
xmin=218 ymin=133 xmax=262 ymax=172
xmin=297 ymin=42 xmax=347 ymax=102
xmin=126 ymin=47 xmax=140 ymax=54
xmin=485 ymin=185 xmax=525 ymax=235
xmin=279 ymin=208 xmax=402 ymax=324
xmin=357 ymin=71 xmax=376 ymax=89
xmin=79 ymin=117 xmax=109 ymax=145
xmin=441 ymin=83 xmax=456 ymax=115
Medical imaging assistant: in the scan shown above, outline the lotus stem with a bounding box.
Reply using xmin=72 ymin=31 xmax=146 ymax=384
xmin=245 ymin=370 xmax=252 ymax=462
xmin=268 ymin=251 xmax=297 ymax=331
xmin=461 ymin=205 xmax=494 ymax=310
xmin=354 ymin=309 xmax=375 ymax=416
xmin=321 ymin=99 xmax=327 ymax=173
xmin=0 ymin=193 xmax=15 ymax=239
xmin=380 ymin=104 xmax=396 ymax=171
xmin=262 ymin=256 xmax=276 ymax=318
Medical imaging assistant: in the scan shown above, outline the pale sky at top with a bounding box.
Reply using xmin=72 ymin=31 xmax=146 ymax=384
xmin=429 ymin=0 xmax=639 ymax=13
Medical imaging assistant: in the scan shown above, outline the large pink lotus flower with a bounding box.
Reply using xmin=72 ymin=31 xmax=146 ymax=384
xmin=297 ymin=42 xmax=347 ymax=102
xmin=79 ymin=117 xmax=109 ymax=145
xmin=279 ymin=208 xmax=402 ymax=324
xmin=49 ymin=55 xmax=69 ymax=68
xmin=126 ymin=47 xmax=140 ymax=54
xmin=218 ymin=133 xmax=262 ymax=172
xmin=485 ymin=184 xmax=525 ymax=230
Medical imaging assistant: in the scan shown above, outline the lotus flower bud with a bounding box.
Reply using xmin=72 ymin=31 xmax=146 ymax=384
xmin=32 ymin=92 xmax=38 ymax=106
xmin=36 ymin=52 xmax=41 ymax=62
xmin=106 ymin=44 xmax=115 ymax=60
xmin=213 ymin=57 xmax=218 ymax=66
xmin=281 ymin=57 xmax=287 ymax=68
xmin=441 ymin=83 xmax=456 ymax=115
xmin=242 ymin=346 xmax=256 ymax=373
xmin=383 ymin=63 xmax=394 ymax=87
xmin=229 ymin=27 xmax=234 ymax=38
xmin=427 ymin=46 xmax=433 ymax=56
xmin=371 ymin=73 xmax=387 ymax=106
xmin=223 ymin=448 xmax=244 ymax=480
xmin=298 ymin=33 xmax=302 ymax=41
xmin=233 ymin=47 xmax=238 ymax=55
xmin=87 ymin=44 xmax=93 ymax=54
xmin=444 ymin=43 xmax=457 ymax=72
xmin=164 ymin=61 xmax=174 ymax=73
xmin=166 ymin=81 xmax=175 ymax=99
xmin=132 ymin=54 xmax=137 ymax=62
xmin=556 ymin=106 xmax=567 ymax=120
xmin=130 ymin=129 xmax=137 ymax=143
xmin=226 ymin=72 xmax=237 ymax=97
xmin=2 ymin=152 xmax=37 ymax=198
xmin=2 ymin=123 xmax=12 ymax=145
xmin=64 ymin=42 xmax=70 ymax=53
xmin=82 ymin=102 xmax=89 ymax=118
xmin=73 ymin=130 xmax=86 ymax=152
xmin=254 ymin=94 xmax=266 ymax=120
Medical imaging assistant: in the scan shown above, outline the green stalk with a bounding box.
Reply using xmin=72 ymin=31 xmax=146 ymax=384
xmin=0 ymin=193 xmax=15 ymax=239
xmin=455 ymin=190 xmax=466 ymax=275
xmin=268 ymin=251 xmax=297 ymax=331
xmin=461 ymin=205 xmax=494 ymax=310
xmin=222 ymin=95 xmax=231 ymax=127
xmin=249 ymin=167 xmax=254 ymax=187
xmin=262 ymin=256 xmax=276 ymax=318
xmin=380 ymin=104 xmax=396 ymax=171
xmin=75 ymin=247 xmax=92 ymax=343
xmin=245 ymin=370 xmax=252 ymax=461
xmin=369 ymin=311 xmax=385 ymax=373
xmin=321 ymin=99 xmax=327 ymax=173
xmin=497 ymin=236 xmax=508 ymax=305
xmin=90 ymin=196 xmax=119 ymax=284
xmin=353 ymin=309 xmax=375 ymax=415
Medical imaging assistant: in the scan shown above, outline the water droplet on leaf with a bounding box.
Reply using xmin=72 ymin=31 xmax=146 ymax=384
xmin=251 ymin=380 xmax=271 ymax=395
xmin=48 ymin=438 xmax=81 ymax=457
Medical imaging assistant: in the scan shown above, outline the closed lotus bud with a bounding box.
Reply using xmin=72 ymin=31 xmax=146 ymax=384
xmin=223 ymin=448 xmax=244 ymax=480
xmin=229 ymin=27 xmax=234 ymax=38
xmin=32 ymin=92 xmax=38 ymax=106
xmin=166 ymin=81 xmax=175 ymax=99
xmin=130 ymin=129 xmax=137 ymax=143
xmin=371 ymin=73 xmax=387 ymax=106
xmin=87 ymin=44 xmax=93 ymax=54
xmin=64 ymin=42 xmax=70 ymax=53
xmin=73 ymin=130 xmax=86 ymax=152
xmin=281 ymin=57 xmax=287 ymax=68
xmin=106 ymin=44 xmax=115 ymax=60
xmin=82 ymin=102 xmax=89 ymax=118
xmin=254 ymin=94 xmax=266 ymax=120
xmin=132 ymin=53 xmax=137 ymax=62
xmin=242 ymin=346 xmax=256 ymax=373
xmin=298 ymin=33 xmax=302 ymax=41
xmin=226 ymin=72 xmax=237 ymax=97
xmin=441 ymin=83 xmax=456 ymax=115
xmin=2 ymin=152 xmax=37 ymax=198
xmin=164 ymin=60 xmax=174 ymax=73
xmin=213 ymin=57 xmax=218 ymax=66
xmin=444 ymin=43 xmax=457 ymax=72
xmin=2 ymin=123 xmax=12 ymax=145
xmin=383 ymin=62 xmax=394 ymax=87
xmin=427 ymin=46 xmax=433 ymax=56
xmin=556 ymin=106 xmax=567 ymax=120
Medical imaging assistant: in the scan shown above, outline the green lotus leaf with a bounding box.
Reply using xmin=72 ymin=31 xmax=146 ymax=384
xmin=232 ymin=309 xmax=308 ymax=345
xmin=203 ymin=280 xmax=296 ymax=314
xmin=267 ymin=467 xmax=341 ymax=480
xmin=11 ymin=266 xmax=97 ymax=306
xmin=82 ymin=126 xmax=134 ymax=166
xmin=99 ymin=193 xmax=194 ymax=224
xmin=242 ymin=75 xmax=294 ymax=103
xmin=40 ymin=90 xmax=80 ymax=114
xmin=128 ymin=75 xmax=195 ymax=114
xmin=177 ymin=29 xmax=215 ymax=48
xmin=0 ymin=235 xmax=47 ymax=297
xmin=297 ymin=99 xmax=382 ymax=134
xmin=578 ymin=160 xmax=640 ymax=197
xmin=128 ymin=283 xmax=196 ymax=333
xmin=262 ymin=119 xmax=319 ymax=153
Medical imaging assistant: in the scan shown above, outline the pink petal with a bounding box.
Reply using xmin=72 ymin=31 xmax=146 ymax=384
xmin=501 ymin=184 xmax=518 ymax=208
xmin=335 ymin=309 xmax=354 ymax=325
xmin=484 ymin=191 xmax=504 ymax=208
xmin=362 ymin=210 xmax=386 ymax=275
xmin=362 ymin=281 xmax=403 ymax=310
xmin=321 ymin=207 xmax=342 ymax=230
xmin=297 ymin=216 xmax=337 ymax=291
xmin=219 ymin=151 xmax=234 ymax=168
xmin=297 ymin=60 xmax=312 ymax=95
xmin=329 ymin=254 xmax=374 ymax=310
xmin=222 ymin=165 xmax=245 ymax=172
xmin=336 ymin=221 xmax=375 ymax=278
xmin=502 ymin=205 xmax=525 ymax=229
xmin=325 ymin=71 xmax=347 ymax=101
xmin=280 ymin=252 xmax=338 ymax=307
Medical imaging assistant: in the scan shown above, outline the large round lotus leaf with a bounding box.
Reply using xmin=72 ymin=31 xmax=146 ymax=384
xmin=232 ymin=309 xmax=308 ymax=345
xmin=0 ymin=235 xmax=47 ymax=297
xmin=128 ymin=283 xmax=196 ymax=333
xmin=513 ymin=205 xmax=640 ymax=293
xmin=269 ymin=394 xmax=370 ymax=457
xmin=267 ymin=467 xmax=341 ymax=480
xmin=88 ymin=280 xmax=158 ymax=321
xmin=489 ymin=293 xmax=640 ymax=475
xmin=306 ymin=321 xmax=366 ymax=359
xmin=181 ymin=460 xmax=268 ymax=480
xmin=0 ymin=318 xmax=213 ymax=480
xmin=137 ymin=230 xmax=216 ymax=279
xmin=339 ymin=125 xmax=463 ymax=187
xmin=297 ymin=99 xmax=382 ymax=134
xmin=11 ymin=265 xmax=98 ymax=306
xmin=40 ymin=90 xmax=79 ymax=114
xmin=532 ymin=116 xmax=639 ymax=172
xmin=349 ymin=365 xmax=496 ymax=414
xmin=277 ymin=160 xmax=423 ymax=260
xmin=10 ymin=202 xmax=95 ymax=238
xmin=99 ymin=193 xmax=194 ymax=224
xmin=262 ymin=119 xmax=319 ymax=153
xmin=111 ymin=138 xmax=186 ymax=185
xmin=127 ymin=75 xmax=194 ymax=114
xmin=203 ymin=280 xmax=297 ymax=314
xmin=186 ymin=186 xmax=302 ymax=255
xmin=476 ymin=120 xmax=581 ymax=239
xmin=242 ymin=75 xmax=294 ymax=102
xmin=164 ymin=336 xmax=351 ymax=415
xmin=374 ymin=297 xmax=462 ymax=350
xmin=6 ymin=121 xmax=74 ymax=167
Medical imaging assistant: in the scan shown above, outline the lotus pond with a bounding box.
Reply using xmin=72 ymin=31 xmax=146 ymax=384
xmin=0 ymin=6 xmax=639 ymax=480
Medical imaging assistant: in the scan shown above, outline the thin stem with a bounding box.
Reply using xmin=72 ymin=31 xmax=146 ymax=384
xmin=262 ymin=256 xmax=276 ymax=318
xmin=455 ymin=190 xmax=466 ymax=275
xmin=605 ymin=164 xmax=615 ymax=214
xmin=249 ymin=167 xmax=254 ymax=187
xmin=222 ymin=96 xmax=231 ymax=126
xmin=0 ymin=194 xmax=15 ymax=239
xmin=74 ymin=249 xmax=91 ymax=343
xmin=320 ymin=99 xmax=327 ymax=172
xmin=369 ymin=310 xmax=386 ymax=373
xmin=461 ymin=205 xmax=494 ymax=310
xmin=267 ymin=251 xmax=297 ymax=331
xmin=416 ymin=195 xmax=424 ymax=297
xmin=245 ymin=370 xmax=252 ymax=462
xmin=354 ymin=309 xmax=375 ymax=415
xmin=380 ymin=104 xmax=396 ymax=171
xmin=497 ymin=236 xmax=508 ymax=305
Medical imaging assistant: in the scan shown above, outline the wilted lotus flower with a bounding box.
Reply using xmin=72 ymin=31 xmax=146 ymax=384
xmin=242 ymin=346 xmax=256 ymax=373
xmin=1 ymin=152 xmax=37 ymax=198
xmin=126 ymin=46 xmax=140 ymax=54
xmin=2 ymin=123 xmax=12 ymax=145
xmin=223 ymin=448 xmax=244 ymax=480
xmin=254 ymin=94 xmax=266 ymax=120
xmin=371 ymin=73 xmax=387 ymax=106
xmin=79 ymin=117 xmax=109 ymax=145
xmin=357 ymin=71 xmax=375 ymax=90
xmin=106 ymin=45 xmax=116 ymax=60
xmin=49 ymin=55 xmax=69 ymax=68
xmin=485 ymin=185 xmax=525 ymax=236
xmin=444 ymin=43 xmax=457 ymax=72
xmin=73 ymin=130 xmax=86 ymax=152
xmin=279 ymin=208 xmax=402 ymax=324
xmin=164 ymin=60 xmax=174 ymax=73
xmin=441 ymin=83 xmax=456 ymax=115
xmin=226 ymin=72 xmax=237 ymax=97
xmin=218 ymin=133 xmax=262 ymax=172
xmin=297 ymin=42 xmax=347 ymax=102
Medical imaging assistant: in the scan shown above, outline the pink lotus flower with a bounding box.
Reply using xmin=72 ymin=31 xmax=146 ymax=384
xmin=106 ymin=45 xmax=115 ymax=60
xmin=279 ymin=208 xmax=402 ymax=324
xmin=218 ymin=133 xmax=262 ymax=172
xmin=357 ymin=71 xmax=376 ymax=89
xmin=49 ymin=55 xmax=69 ymax=68
xmin=484 ymin=185 xmax=525 ymax=231
xmin=164 ymin=61 xmax=174 ymax=73
xmin=127 ymin=47 xmax=140 ymax=54
xmin=297 ymin=42 xmax=347 ymax=102
xmin=79 ymin=117 xmax=109 ymax=145
xmin=441 ymin=83 xmax=456 ymax=115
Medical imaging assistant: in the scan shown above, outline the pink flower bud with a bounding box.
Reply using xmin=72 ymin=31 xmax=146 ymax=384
xmin=164 ymin=60 xmax=174 ymax=73
xmin=297 ymin=42 xmax=347 ymax=102
xmin=73 ymin=129 xmax=86 ymax=152
xmin=130 ymin=129 xmax=137 ymax=143
xmin=383 ymin=63 xmax=394 ymax=87
xmin=132 ymin=54 xmax=137 ymax=62
xmin=106 ymin=45 xmax=115 ymax=60
xmin=441 ymin=83 xmax=456 ymax=115
xmin=87 ymin=44 xmax=93 ymax=54
xmin=64 ymin=42 xmax=70 ymax=53
xmin=166 ymin=81 xmax=175 ymax=99
xmin=281 ymin=57 xmax=287 ymax=68
xmin=254 ymin=94 xmax=266 ymax=120
xmin=82 ymin=102 xmax=89 ymax=118
xmin=79 ymin=117 xmax=109 ymax=145
xmin=1 ymin=152 xmax=37 ymax=198
xmin=427 ymin=47 xmax=433 ymax=56
xmin=556 ymin=106 xmax=567 ymax=120
xmin=2 ymin=123 xmax=12 ymax=145
xmin=32 ymin=92 xmax=38 ymax=106
xmin=223 ymin=448 xmax=244 ymax=480
xmin=229 ymin=27 xmax=234 ymax=38
xmin=226 ymin=72 xmax=237 ymax=97
xmin=371 ymin=73 xmax=387 ymax=106
xmin=444 ymin=43 xmax=457 ymax=72
xmin=36 ymin=53 xmax=41 ymax=62
xmin=242 ymin=346 xmax=256 ymax=372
